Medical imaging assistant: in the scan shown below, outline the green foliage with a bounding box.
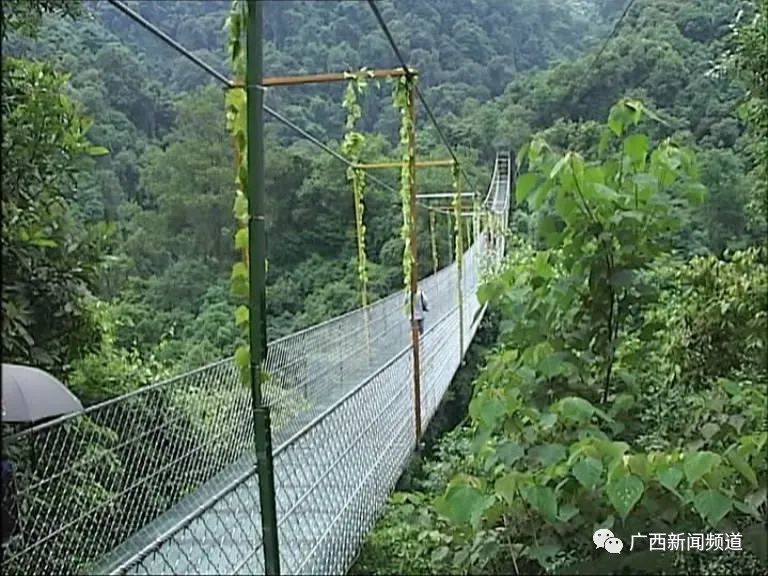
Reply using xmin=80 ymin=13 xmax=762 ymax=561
xmin=514 ymin=98 xmax=704 ymax=404
xmin=428 ymin=211 xmax=439 ymax=275
xmin=392 ymin=75 xmax=415 ymax=301
xmin=1 ymin=0 xmax=82 ymax=39
xmin=342 ymin=69 xmax=374 ymax=307
xmin=67 ymin=301 xmax=174 ymax=405
xmin=727 ymin=0 xmax=768 ymax=239
xmin=459 ymin=0 xmax=760 ymax=256
xmin=225 ymin=0 xmax=253 ymax=387
xmin=654 ymin=248 xmax=767 ymax=392
xmin=3 ymin=0 xmax=767 ymax=573
xmin=356 ymin=100 xmax=768 ymax=575
xmin=1 ymin=56 xmax=107 ymax=375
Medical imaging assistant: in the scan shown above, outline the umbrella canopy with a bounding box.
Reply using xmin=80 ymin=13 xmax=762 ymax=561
xmin=1 ymin=364 xmax=84 ymax=423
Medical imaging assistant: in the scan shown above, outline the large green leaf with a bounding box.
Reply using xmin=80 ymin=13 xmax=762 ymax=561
xmin=549 ymin=152 xmax=570 ymax=180
xmin=555 ymin=396 xmax=596 ymax=423
xmin=469 ymin=389 xmax=506 ymax=429
xmin=539 ymin=354 xmax=567 ymax=379
xmin=86 ymin=145 xmax=109 ymax=156
xmin=633 ymin=173 xmax=658 ymax=201
xmin=606 ymin=474 xmax=644 ymax=519
xmin=234 ymin=305 xmax=249 ymax=327
xmin=233 ymin=192 xmax=248 ymax=220
xmin=528 ymin=544 xmax=562 ymax=569
xmin=607 ymin=101 xmax=634 ymax=136
xmin=516 ymin=172 xmax=539 ymax=204
xmin=726 ymin=449 xmax=758 ymax=488
xmin=693 ymin=489 xmax=732 ymax=527
xmin=530 ymin=443 xmax=567 ymax=467
xmin=436 ymin=483 xmax=493 ymax=527
xmin=555 ymin=186 xmax=578 ymax=221
xmin=521 ymin=485 xmax=558 ymax=522
xmin=234 ymin=227 xmax=248 ymax=250
xmin=495 ymin=473 xmax=517 ymax=504
xmin=234 ymin=344 xmax=249 ymax=369
xmin=624 ymin=133 xmax=649 ymax=166
xmin=533 ymin=252 xmax=554 ymax=279
xmin=531 ymin=178 xmax=554 ymax=209
xmin=656 ymin=465 xmax=683 ymax=493
xmin=573 ymin=457 xmax=603 ymax=489
xmin=683 ymin=451 xmax=721 ymax=485
xmin=589 ymin=183 xmax=619 ymax=203
xmin=497 ymin=441 xmax=525 ymax=466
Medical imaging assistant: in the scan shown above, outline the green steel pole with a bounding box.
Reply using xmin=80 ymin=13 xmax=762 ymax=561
xmin=246 ymin=1 xmax=280 ymax=574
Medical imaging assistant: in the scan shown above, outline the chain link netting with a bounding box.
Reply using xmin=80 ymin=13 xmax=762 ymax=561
xmin=1 ymin=153 xmax=510 ymax=576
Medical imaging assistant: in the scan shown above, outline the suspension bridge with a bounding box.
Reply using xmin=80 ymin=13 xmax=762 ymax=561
xmin=2 ymin=147 xmax=512 ymax=575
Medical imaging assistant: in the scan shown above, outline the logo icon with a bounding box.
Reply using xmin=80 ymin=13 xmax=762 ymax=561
xmin=594 ymin=528 xmax=624 ymax=554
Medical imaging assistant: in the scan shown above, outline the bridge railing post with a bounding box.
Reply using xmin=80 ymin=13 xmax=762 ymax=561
xmin=406 ymin=75 xmax=422 ymax=446
xmin=245 ymin=2 xmax=280 ymax=574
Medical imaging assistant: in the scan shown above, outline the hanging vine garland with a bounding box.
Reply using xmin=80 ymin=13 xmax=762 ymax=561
xmin=392 ymin=75 xmax=415 ymax=309
xmin=466 ymin=218 xmax=472 ymax=249
xmin=452 ymin=160 xmax=465 ymax=355
xmin=224 ymin=0 xmax=253 ymax=386
xmin=341 ymin=69 xmax=373 ymax=308
xmin=452 ymin=162 xmax=463 ymax=263
xmin=225 ymin=0 xmax=272 ymax=390
xmin=429 ymin=210 xmax=438 ymax=276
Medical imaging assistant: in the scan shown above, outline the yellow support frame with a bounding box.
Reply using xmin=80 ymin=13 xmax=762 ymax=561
xmin=354 ymin=159 xmax=455 ymax=170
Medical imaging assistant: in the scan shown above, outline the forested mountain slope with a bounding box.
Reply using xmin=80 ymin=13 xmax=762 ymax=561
xmin=2 ymin=0 xmax=612 ymax=397
xmin=454 ymin=0 xmax=763 ymax=253
xmin=2 ymin=1 xmax=766 ymax=574
xmin=351 ymin=2 xmax=768 ymax=574
xmin=2 ymin=0 xmax=761 ymax=403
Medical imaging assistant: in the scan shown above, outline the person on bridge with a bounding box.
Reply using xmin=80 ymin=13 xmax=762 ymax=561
xmin=1 ymin=453 xmax=19 ymax=548
xmin=406 ymin=286 xmax=429 ymax=336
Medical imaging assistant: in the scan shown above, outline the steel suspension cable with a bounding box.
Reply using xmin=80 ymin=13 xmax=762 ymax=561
xmin=573 ymin=0 xmax=639 ymax=107
xmin=366 ymin=0 xmax=481 ymax=199
xmin=105 ymin=0 xmax=400 ymax=197
xmin=588 ymin=0 xmax=638 ymax=74
xmin=106 ymin=0 xmax=237 ymax=88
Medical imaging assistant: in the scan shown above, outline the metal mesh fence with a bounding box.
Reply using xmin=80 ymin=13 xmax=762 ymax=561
xmin=1 ymin=153 xmax=510 ymax=576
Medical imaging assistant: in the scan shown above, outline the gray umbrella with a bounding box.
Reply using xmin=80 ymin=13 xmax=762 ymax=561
xmin=1 ymin=363 xmax=84 ymax=423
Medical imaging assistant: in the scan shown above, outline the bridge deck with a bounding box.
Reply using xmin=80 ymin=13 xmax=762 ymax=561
xmin=95 ymin=293 xmax=485 ymax=575
xmin=1 ymin=152 xmax=510 ymax=576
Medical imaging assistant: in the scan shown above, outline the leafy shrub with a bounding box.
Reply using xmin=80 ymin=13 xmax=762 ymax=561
xmin=354 ymin=100 xmax=768 ymax=575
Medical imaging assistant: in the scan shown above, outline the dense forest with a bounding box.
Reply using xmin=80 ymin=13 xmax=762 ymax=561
xmin=3 ymin=0 xmax=621 ymax=399
xmin=1 ymin=0 xmax=766 ymax=574
xmin=351 ymin=0 xmax=768 ymax=574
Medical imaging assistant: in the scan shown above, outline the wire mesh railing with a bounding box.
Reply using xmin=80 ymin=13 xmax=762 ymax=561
xmin=108 ymin=297 xmax=471 ymax=576
xmin=0 ymin=247 xmax=483 ymax=576
xmin=1 ymin=152 xmax=510 ymax=576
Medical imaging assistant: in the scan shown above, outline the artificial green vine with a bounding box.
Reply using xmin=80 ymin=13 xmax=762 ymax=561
xmin=342 ymin=69 xmax=374 ymax=308
xmin=224 ymin=0 xmax=271 ymax=388
xmin=451 ymin=162 xmax=463 ymax=266
xmin=452 ymin=161 xmax=465 ymax=354
xmin=465 ymin=217 xmax=472 ymax=248
xmin=429 ymin=210 xmax=438 ymax=276
xmin=392 ymin=75 xmax=416 ymax=308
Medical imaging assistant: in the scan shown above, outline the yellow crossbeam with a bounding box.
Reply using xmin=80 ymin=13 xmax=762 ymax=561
xmin=232 ymin=68 xmax=416 ymax=88
xmin=354 ymin=159 xmax=455 ymax=170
